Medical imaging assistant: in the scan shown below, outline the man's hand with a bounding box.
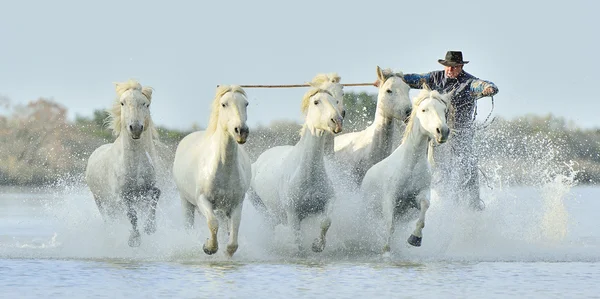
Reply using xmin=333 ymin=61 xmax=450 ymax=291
xmin=373 ymin=80 xmax=380 ymax=87
xmin=482 ymin=86 xmax=495 ymax=96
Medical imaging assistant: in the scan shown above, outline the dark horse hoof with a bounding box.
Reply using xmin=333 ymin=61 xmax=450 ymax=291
xmin=407 ymin=234 xmax=422 ymax=247
xmin=203 ymin=243 xmax=218 ymax=255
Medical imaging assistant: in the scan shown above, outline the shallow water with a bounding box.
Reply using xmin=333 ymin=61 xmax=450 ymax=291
xmin=1 ymin=183 xmax=600 ymax=298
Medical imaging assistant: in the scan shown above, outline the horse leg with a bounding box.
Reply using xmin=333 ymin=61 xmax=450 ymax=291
xmin=289 ymin=213 xmax=304 ymax=253
xmin=312 ymin=200 xmax=333 ymax=253
xmin=226 ymin=202 xmax=243 ymax=257
xmin=92 ymin=194 xmax=109 ymax=222
xmin=123 ymin=194 xmax=141 ymax=247
xmin=197 ymin=194 xmax=219 ymax=255
xmin=383 ymin=197 xmax=397 ymax=253
xmin=144 ymin=186 xmax=161 ymax=235
xmin=182 ymin=197 xmax=195 ymax=230
xmin=408 ymin=191 xmax=430 ymax=247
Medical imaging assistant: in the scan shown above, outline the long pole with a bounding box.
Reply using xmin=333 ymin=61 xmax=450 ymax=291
xmin=217 ymin=83 xmax=374 ymax=88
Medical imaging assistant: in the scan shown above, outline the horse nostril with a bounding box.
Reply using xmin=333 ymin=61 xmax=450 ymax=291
xmin=129 ymin=125 xmax=133 ymax=131
xmin=436 ymin=128 xmax=441 ymax=134
xmin=140 ymin=125 xmax=144 ymax=131
xmin=234 ymin=127 xmax=239 ymax=134
xmin=342 ymin=110 xmax=346 ymax=118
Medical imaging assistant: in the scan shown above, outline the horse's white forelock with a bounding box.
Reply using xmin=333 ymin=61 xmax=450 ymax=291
xmin=107 ymin=79 xmax=157 ymax=138
xmin=206 ymin=85 xmax=247 ymax=135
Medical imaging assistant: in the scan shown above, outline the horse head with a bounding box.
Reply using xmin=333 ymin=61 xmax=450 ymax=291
xmin=376 ymin=66 xmax=412 ymax=123
xmin=302 ymin=87 xmax=343 ymax=134
xmin=413 ymin=88 xmax=450 ymax=144
xmin=210 ymin=85 xmax=250 ymax=144
xmin=309 ymin=73 xmax=346 ymax=119
xmin=113 ymin=80 xmax=153 ymax=140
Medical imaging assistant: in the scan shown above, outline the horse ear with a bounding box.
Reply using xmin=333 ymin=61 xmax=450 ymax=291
xmin=421 ymin=83 xmax=431 ymax=91
xmin=142 ymin=86 xmax=154 ymax=101
xmin=376 ymin=66 xmax=385 ymax=82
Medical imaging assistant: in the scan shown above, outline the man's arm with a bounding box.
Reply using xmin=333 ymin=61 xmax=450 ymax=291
xmin=470 ymin=79 xmax=499 ymax=98
xmin=402 ymin=73 xmax=433 ymax=89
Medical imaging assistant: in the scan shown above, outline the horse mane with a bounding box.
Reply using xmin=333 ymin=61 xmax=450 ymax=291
xmin=402 ymin=85 xmax=448 ymax=166
xmin=381 ymin=68 xmax=404 ymax=82
xmin=301 ymin=87 xmax=333 ymax=114
xmin=309 ymin=73 xmax=341 ymax=86
xmin=377 ymin=66 xmax=404 ymax=84
xmin=206 ymin=85 xmax=247 ymax=135
xmin=107 ymin=79 xmax=157 ymax=138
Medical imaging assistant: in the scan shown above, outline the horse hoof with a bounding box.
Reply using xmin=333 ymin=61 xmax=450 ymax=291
xmin=226 ymin=244 xmax=239 ymax=257
xmin=407 ymin=234 xmax=422 ymax=247
xmin=144 ymin=221 xmax=156 ymax=235
xmin=203 ymin=243 xmax=218 ymax=255
xmin=128 ymin=231 xmax=141 ymax=247
xmin=382 ymin=244 xmax=391 ymax=253
xmin=311 ymin=238 xmax=325 ymax=253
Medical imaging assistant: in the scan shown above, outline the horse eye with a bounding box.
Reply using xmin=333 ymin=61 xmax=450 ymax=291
xmin=386 ymin=89 xmax=392 ymax=94
xmin=120 ymin=102 xmax=124 ymax=106
xmin=221 ymin=103 xmax=227 ymax=108
xmin=314 ymin=100 xmax=319 ymax=105
xmin=422 ymin=109 xmax=426 ymax=112
xmin=245 ymin=102 xmax=249 ymax=107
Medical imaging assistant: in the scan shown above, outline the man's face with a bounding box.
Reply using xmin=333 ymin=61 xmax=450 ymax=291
xmin=444 ymin=65 xmax=463 ymax=78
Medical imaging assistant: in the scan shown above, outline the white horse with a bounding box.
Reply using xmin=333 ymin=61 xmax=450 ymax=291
xmin=308 ymin=73 xmax=345 ymax=156
xmin=361 ymin=87 xmax=450 ymax=253
xmin=334 ymin=66 xmax=412 ymax=184
xmin=85 ymin=79 xmax=160 ymax=247
xmin=249 ymin=87 xmax=343 ymax=253
xmin=172 ymin=85 xmax=251 ymax=257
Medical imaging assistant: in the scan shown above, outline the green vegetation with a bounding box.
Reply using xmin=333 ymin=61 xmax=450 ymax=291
xmin=1 ymin=93 xmax=598 ymax=186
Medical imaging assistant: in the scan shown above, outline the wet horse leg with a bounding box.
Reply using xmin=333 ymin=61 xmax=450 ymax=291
xmin=383 ymin=195 xmax=397 ymax=253
xmin=144 ymin=186 xmax=161 ymax=234
xmin=226 ymin=201 xmax=243 ymax=257
xmin=123 ymin=190 xmax=141 ymax=247
xmin=182 ymin=198 xmax=196 ymax=230
xmin=197 ymin=194 xmax=219 ymax=255
xmin=408 ymin=190 xmax=431 ymax=247
xmin=311 ymin=200 xmax=333 ymax=253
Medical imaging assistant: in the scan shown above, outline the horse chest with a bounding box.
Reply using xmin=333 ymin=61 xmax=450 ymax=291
xmin=286 ymin=174 xmax=333 ymax=218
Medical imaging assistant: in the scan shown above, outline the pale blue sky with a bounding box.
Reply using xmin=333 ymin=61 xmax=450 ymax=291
xmin=1 ymin=0 xmax=598 ymax=130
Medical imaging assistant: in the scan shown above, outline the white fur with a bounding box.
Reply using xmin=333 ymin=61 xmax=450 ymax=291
xmin=85 ymin=79 xmax=160 ymax=247
xmin=249 ymin=88 xmax=343 ymax=253
xmin=360 ymin=88 xmax=450 ymax=253
xmin=309 ymin=73 xmax=345 ymax=157
xmin=172 ymin=85 xmax=252 ymax=257
xmin=334 ymin=66 xmax=412 ymax=184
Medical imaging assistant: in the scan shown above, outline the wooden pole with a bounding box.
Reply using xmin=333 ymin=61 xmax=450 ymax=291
xmin=216 ymin=83 xmax=374 ymax=88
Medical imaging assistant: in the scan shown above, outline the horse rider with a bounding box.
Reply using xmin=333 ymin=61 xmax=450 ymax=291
xmin=375 ymin=50 xmax=499 ymax=210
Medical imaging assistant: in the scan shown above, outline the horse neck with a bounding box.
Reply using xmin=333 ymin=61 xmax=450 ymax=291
xmin=209 ymin=126 xmax=239 ymax=165
xmin=116 ymin=129 xmax=156 ymax=172
xmin=369 ymin=101 xmax=397 ymax=157
xmin=396 ymin=117 xmax=430 ymax=164
xmin=294 ymin=126 xmax=327 ymax=170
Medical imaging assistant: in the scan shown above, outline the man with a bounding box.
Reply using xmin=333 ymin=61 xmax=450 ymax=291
xmin=376 ymin=51 xmax=499 ymax=210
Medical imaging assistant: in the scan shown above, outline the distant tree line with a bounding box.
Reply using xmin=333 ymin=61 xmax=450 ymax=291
xmin=1 ymin=93 xmax=599 ymax=186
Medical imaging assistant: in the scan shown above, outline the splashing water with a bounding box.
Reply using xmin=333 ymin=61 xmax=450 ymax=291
xmin=1 ymin=121 xmax=598 ymax=264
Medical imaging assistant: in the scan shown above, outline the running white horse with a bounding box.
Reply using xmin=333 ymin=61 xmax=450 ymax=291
xmin=85 ymin=79 xmax=160 ymax=247
xmin=309 ymin=73 xmax=346 ymax=154
xmin=361 ymin=87 xmax=450 ymax=253
xmin=334 ymin=66 xmax=412 ymax=184
xmin=172 ymin=85 xmax=251 ymax=257
xmin=249 ymin=87 xmax=343 ymax=253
